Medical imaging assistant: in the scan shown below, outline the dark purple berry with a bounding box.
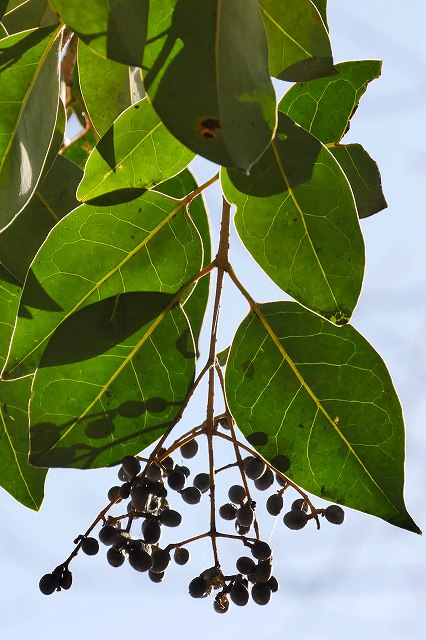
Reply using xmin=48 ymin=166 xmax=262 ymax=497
xmin=228 ymin=485 xmax=246 ymax=504
xmin=244 ymin=456 xmax=266 ymax=480
xmin=142 ymin=518 xmax=162 ymax=544
xmin=174 ymin=547 xmax=190 ymax=565
xmin=291 ymin=498 xmax=307 ymax=512
xmin=121 ymin=455 xmax=141 ymax=477
xmin=219 ymin=503 xmax=237 ymax=520
xmin=236 ymin=556 xmax=256 ymax=575
xmin=324 ymin=504 xmax=345 ymax=525
xmin=266 ymin=493 xmax=284 ymax=516
xmin=159 ymin=509 xmax=182 ymax=527
xmin=251 ymin=540 xmax=272 ymax=560
xmin=167 ymin=470 xmax=186 ymax=491
xmin=252 ymin=582 xmax=272 ymax=605
xmin=81 ymin=537 xmax=99 ymax=556
xmin=189 ymin=576 xmax=208 ymax=598
xmin=107 ymin=547 xmax=125 ymax=567
xmin=193 ymin=473 xmax=210 ymax=492
xmin=180 ymin=439 xmax=199 ymax=459
xmin=236 ymin=505 xmax=254 ymax=527
xmin=254 ymin=468 xmax=274 ymax=491
xmin=39 ymin=573 xmax=59 ymax=595
xmin=283 ymin=510 xmax=308 ymax=530
xmin=230 ymin=583 xmax=249 ymax=606
xmin=181 ymin=486 xmax=202 ymax=505
xmin=128 ymin=548 xmax=153 ymax=572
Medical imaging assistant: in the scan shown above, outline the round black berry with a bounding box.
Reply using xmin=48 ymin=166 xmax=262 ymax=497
xmin=254 ymin=468 xmax=274 ymax=491
xmin=230 ymin=583 xmax=249 ymax=606
xmin=128 ymin=548 xmax=153 ymax=572
xmin=120 ymin=481 xmax=131 ymax=499
xmin=107 ymin=547 xmax=125 ymax=567
xmin=147 ymin=481 xmax=167 ymax=498
xmin=39 ymin=573 xmax=59 ymax=595
xmin=236 ymin=505 xmax=254 ymax=528
xmin=251 ymin=560 xmax=272 ymax=583
xmin=167 ymin=470 xmax=186 ymax=491
xmin=149 ymin=570 xmax=164 ymax=583
xmin=81 ymin=536 xmax=99 ymax=556
xmin=244 ymin=456 xmax=266 ymax=480
xmin=180 ymin=439 xmax=199 ymax=459
xmin=181 ymin=486 xmax=202 ymax=505
xmin=324 ymin=504 xmax=345 ymax=525
xmin=151 ymin=549 xmax=170 ymax=573
xmin=268 ymin=576 xmax=279 ymax=593
xmin=291 ymin=498 xmax=307 ymax=512
xmin=283 ymin=510 xmax=308 ymax=530
xmin=159 ymin=509 xmax=182 ymax=527
xmin=130 ymin=484 xmax=149 ymax=511
xmin=251 ymin=540 xmax=272 ymax=560
xmin=107 ymin=485 xmax=122 ymax=502
xmin=142 ymin=518 xmax=162 ymax=544
xmin=146 ymin=463 xmax=162 ymax=482
xmin=193 ymin=472 xmax=210 ymax=492
xmin=118 ymin=467 xmax=130 ymax=482
xmin=189 ymin=576 xmax=208 ymax=598
xmin=174 ymin=547 xmax=190 ymax=565
xmin=266 ymin=493 xmax=284 ymax=516
xmin=121 ymin=455 xmax=141 ymax=477
xmin=236 ymin=556 xmax=256 ymax=575
xmin=252 ymin=582 xmax=272 ymax=605
xmin=228 ymin=485 xmax=246 ymax=504
xmin=213 ymin=594 xmax=229 ymax=613
xmin=59 ymin=568 xmax=72 ymax=590
xmin=219 ymin=503 xmax=237 ymax=520
xmin=235 ymin=522 xmax=251 ymax=535
xmin=162 ymin=456 xmax=174 ymax=470
xmin=99 ymin=525 xmax=121 ymax=546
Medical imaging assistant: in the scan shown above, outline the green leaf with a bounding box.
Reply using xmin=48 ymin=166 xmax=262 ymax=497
xmin=43 ymin=97 xmax=66 ymax=177
xmin=0 ymin=23 xmax=7 ymax=37
xmin=0 ymin=376 xmax=47 ymax=508
xmin=311 ymin=0 xmax=328 ymax=30
xmin=222 ymin=113 xmax=364 ymax=324
xmin=259 ymin=0 xmax=334 ymax=81
xmin=49 ymin=0 xmax=149 ymax=66
xmin=29 ymin=298 xmax=195 ymax=469
xmin=279 ymin=60 xmax=382 ymax=144
xmin=4 ymin=189 xmax=203 ymax=378
xmin=157 ymin=169 xmax=212 ymax=351
xmin=77 ymin=98 xmax=195 ymax=203
xmin=144 ymin=0 xmax=276 ymax=172
xmin=330 ymin=144 xmax=387 ymax=219
xmin=217 ymin=346 xmax=230 ymax=367
xmin=0 ymin=154 xmax=82 ymax=283
xmin=77 ymin=40 xmax=144 ymax=137
xmin=0 ymin=0 xmax=8 ymax=21
xmin=0 ymin=26 xmax=61 ymax=230
xmin=2 ymin=0 xmax=58 ymax=33
xmin=225 ymin=301 xmax=420 ymax=534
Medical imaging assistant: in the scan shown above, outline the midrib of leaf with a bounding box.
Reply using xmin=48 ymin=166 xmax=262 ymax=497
xmin=259 ymin=3 xmax=313 ymax=59
xmin=0 ymin=26 xmax=61 ymax=176
xmin=35 ymin=189 xmax=59 ymax=221
xmin=270 ymin=140 xmax=339 ymax=311
xmin=0 ymin=402 xmax=37 ymax=508
xmin=80 ymin=118 xmax=163 ymax=200
xmin=228 ymin=268 xmax=400 ymax=515
xmin=7 ymin=198 xmax=187 ymax=376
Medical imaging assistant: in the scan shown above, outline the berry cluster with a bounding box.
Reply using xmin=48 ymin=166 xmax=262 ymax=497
xmin=39 ymin=416 xmax=345 ymax=610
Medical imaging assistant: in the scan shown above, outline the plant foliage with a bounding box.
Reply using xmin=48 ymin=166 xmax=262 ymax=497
xmin=0 ymin=0 xmax=419 ymax=551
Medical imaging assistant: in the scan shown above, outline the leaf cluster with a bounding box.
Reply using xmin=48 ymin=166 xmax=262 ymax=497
xmin=0 ymin=0 xmax=419 ymax=535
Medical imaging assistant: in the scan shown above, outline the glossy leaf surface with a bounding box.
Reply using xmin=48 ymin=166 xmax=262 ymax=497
xmin=4 ymin=190 xmax=203 ymax=378
xmin=78 ymin=40 xmax=144 ymax=137
xmin=330 ymin=144 xmax=387 ymax=219
xmin=49 ymin=0 xmax=149 ymax=66
xmin=77 ymin=98 xmax=194 ymax=202
xmin=226 ymin=301 xmax=420 ymax=533
xmin=2 ymin=0 xmax=58 ymax=33
xmin=222 ymin=113 xmax=364 ymax=324
xmin=280 ymin=60 xmax=382 ymax=144
xmin=143 ymin=0 xmax=276 ymax=172
xmin=0 ymin=376 xmax=47 ymax=509
xmin=0 ymin=26 xmax=61 ymax=230
xmin=259 ymin=0 xmax=334 ymax=81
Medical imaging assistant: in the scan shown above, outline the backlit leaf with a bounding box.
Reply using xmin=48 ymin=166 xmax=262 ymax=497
xmin=222 ymin=113 xmax=364 ymax=324
xmin=259 ymin=0 xmax=334 ymax=81
xmin=279 ymin=60 xmax=382 ymax=144
xmin=77 ymin=98 xmax=194 ymax=203
xmin=0 ymin=376 xmax=47 ymax=509
xmin=226 ymin=301 xmax=420 ymax=533
xmin=78 ymin=40 xmax=144 ymax=137
xmin=4 ymin=189 xmax=203 ymax=378
xmin=0 ymin=26 xmax=61 ymax=230
xmin=330 ymin=144 xmax=387 ymax=219
xmin=2 ymin=0 xmax=58 ymax=33
xmin=49 ymin=0 xmax=149 ymax=66
xmin=143 ymin=0 xmax=276 ymax=171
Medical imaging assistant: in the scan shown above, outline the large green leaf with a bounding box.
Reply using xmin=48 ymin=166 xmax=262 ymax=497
xmin=2 ymin=0 xmax=57 ymax=33
xmin=222 ymin=113 xmax=364 ymax=324
xmin=0 ymin=376 xmax=47 ymax=508
xmin=0 ymin=26 xmax=61 ymax=230
xmin=3 ymin=190 xmax=203 ymax=379
xmin=0 ymin=154 xmax=82 ymax=282
xmin=77 ymin=98 xmax=194 ymax=203
xmin=279 ymin=60 xmax=382 ymax=144
xmin=157 ymin=169 xmax=212 ymax=349
xmin=0 ymin=1 xmax=8 ymax=21
xmin=78 ymin=40 xmax=144 ymax=137
xmin=49 ymin=0 xmax=149 ymax=66
xmin=143 ymin=0 xmax=276 ymax=172
xmin=259 ymin=0 xmax=334 ymax=81
xmin=29 ymin=299 xmax=195 ymax=469
xmin=330 ymin=144 xmax=387 ymax=219
xmin=225 ymin=301 xmax=420 ymax=534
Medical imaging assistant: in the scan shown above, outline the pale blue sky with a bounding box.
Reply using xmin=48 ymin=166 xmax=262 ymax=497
xmin=0 ymin=2 xmax=425 ymax=638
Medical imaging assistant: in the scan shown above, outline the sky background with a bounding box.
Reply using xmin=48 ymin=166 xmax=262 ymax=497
xmin=0 ymin=2 xmax=425 ymax=638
